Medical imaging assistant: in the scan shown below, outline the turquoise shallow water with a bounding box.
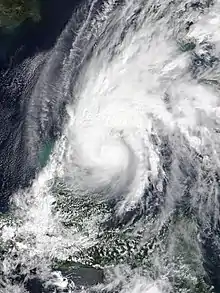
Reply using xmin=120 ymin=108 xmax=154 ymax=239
xmin=39 ymin=141 xmax=55 ymax=168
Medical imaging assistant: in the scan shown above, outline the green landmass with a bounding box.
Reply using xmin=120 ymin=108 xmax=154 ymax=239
xmin=0 ymin=0 xmax=40 ymax=29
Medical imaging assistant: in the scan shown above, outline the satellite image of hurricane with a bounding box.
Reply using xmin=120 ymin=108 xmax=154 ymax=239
xmin=0 ymin=0 xmax=220 ymax=292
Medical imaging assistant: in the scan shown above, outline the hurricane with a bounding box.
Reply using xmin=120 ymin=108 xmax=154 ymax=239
xmin=0 ymin=0 xmax=220 ymax=292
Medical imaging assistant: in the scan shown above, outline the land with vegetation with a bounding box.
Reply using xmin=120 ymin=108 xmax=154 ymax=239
xmin=0 ymin=0 xmax=40 ymax=30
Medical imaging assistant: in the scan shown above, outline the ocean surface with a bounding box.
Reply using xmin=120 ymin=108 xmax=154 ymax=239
xmin=0 ymin=0 xmax=220 ymax=292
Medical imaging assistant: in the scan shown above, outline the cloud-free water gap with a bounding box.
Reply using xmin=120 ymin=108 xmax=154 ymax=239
xmin=1 ymin=0 xmax=220 ymax=292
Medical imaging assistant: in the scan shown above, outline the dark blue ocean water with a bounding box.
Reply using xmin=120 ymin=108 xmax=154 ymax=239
xmin=0 ymin=0 xmax=85 ymax=212
xmin=0 ymin=1 xmax=220 ymax=292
